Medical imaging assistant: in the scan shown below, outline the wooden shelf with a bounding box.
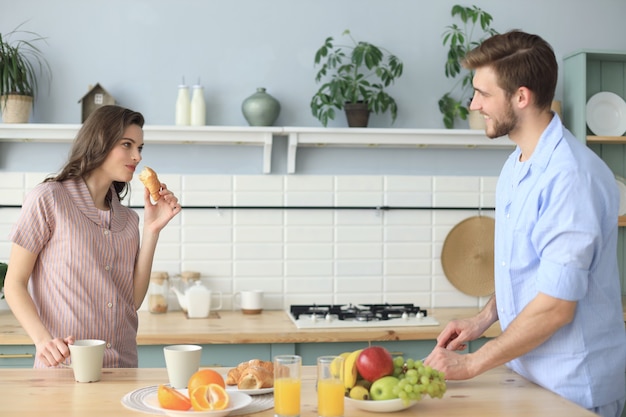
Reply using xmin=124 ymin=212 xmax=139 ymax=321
xmin=586 ymin=135 xmax=626 ymax=144
xmin=619 ymin=216 xmax=626 ymax=227
xmin=0 ymin=124 xmax=515 ymax=174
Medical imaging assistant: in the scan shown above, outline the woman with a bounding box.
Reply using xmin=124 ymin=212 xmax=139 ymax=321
xmin=4 ymin=105 xmax=181 ymax=368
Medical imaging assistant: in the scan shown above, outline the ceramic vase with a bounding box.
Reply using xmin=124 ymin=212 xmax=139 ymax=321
xmin=241 ymin=87 xmax=281 ymax=126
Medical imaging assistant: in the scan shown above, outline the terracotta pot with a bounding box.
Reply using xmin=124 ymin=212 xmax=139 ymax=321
xmin=1 ymin=94 xmax=33 ymax=123
xmin=344 ymin=102 xmax=370 ymax=127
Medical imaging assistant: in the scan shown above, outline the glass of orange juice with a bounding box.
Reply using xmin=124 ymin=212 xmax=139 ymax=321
xmin=274 ymin=355 xmax=302 ymax=417
xmin=317 ymin=355 xmax=345 ymax=417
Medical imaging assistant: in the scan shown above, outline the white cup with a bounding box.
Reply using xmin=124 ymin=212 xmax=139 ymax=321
xmin=68 ymin=339 xmax=106 ymax=383
xmin=234 ymin=290 xmax=264 ymax=314
xmin=163 ymin=344 xmax=202 ymax=388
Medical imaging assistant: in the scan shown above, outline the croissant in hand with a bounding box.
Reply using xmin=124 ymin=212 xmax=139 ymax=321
xmin=138 ymin=166 xmax=161 ymax=201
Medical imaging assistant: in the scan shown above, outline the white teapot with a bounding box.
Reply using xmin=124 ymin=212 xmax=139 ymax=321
xmin=171 ymin=280 xmax=222 ymax=318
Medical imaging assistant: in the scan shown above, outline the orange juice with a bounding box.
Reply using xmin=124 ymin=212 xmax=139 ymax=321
xmin=317 ymin=379 xmax=345 ymax=417
xmin=274 ymin=378 xmax=301 ymax=416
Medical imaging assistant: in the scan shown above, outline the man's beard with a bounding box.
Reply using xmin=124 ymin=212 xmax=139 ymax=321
xmin=486 ymin=101 xmax=517 ymax=139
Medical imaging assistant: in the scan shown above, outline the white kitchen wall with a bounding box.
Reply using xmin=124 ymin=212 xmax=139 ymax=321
xmin=0 ymin=172 xmax=496 ymax=311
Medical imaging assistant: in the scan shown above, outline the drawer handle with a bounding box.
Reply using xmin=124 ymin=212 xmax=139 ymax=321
xmin=0 ymin=353 xmax=34 ymax=359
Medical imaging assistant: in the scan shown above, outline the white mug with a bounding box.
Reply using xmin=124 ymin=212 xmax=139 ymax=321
xmin=163 ymin=344 xmax=202 ymax=388
xmin=234 ymin=290 xmax=264 ymax=314
xmin=67 ymin=339 xmax=106 ymax=383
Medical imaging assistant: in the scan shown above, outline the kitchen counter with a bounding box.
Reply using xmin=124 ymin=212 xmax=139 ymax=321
xmin=0 ymin=308 xmax=503 ymax=345
xmin=0 ymin=365 xmax=596 ymax=416
xmin=3 ymin=299 xmax=626 ymax=346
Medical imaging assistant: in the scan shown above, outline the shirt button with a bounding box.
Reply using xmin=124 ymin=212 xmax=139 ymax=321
xmin=107 ymin=302 xmax=113 ymax=308
xmin=105 ymin=265 xmax=111 ymax=271
xmin=501 ymin=261 xmax=506 ymax=266
xmin=104 ymin=229 xmax=109 ymax=235
xmin=106 ymin=343 xmax=112 ymax=348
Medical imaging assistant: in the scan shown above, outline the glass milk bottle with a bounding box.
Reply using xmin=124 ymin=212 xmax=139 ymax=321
xmin=175 ymin=84 xmax=191 ymax=125
xmin=191 ymin=84 xmax=206 ymax=126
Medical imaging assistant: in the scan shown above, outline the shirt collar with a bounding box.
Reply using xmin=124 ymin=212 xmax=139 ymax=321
xmin=63 ymin=177 xmax=129 ymax=232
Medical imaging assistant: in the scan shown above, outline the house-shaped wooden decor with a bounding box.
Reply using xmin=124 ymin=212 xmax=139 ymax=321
xmin=78 ymin=83 xmax=115 ymax=122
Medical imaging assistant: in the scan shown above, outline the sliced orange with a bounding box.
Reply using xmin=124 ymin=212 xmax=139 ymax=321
xmin=157 ymin=384 xmax=191 ymax=411
xmin=190 ymin=383 xmax=230 ymax=411
xmin=188 ymin=369 xmax=226 ymax=394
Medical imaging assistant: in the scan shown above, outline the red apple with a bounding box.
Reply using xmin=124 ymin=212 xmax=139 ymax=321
xmin=356 ymin=346 xmax=394 ymax=382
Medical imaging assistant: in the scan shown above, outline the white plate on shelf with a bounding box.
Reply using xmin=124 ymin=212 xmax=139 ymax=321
xmin=345 ymin=397 xmax=418 ymax=413
xmin=616 ymin=176 xmax=626 ymax=216
xmin=586 ymin=91 xmax=626 ymax=136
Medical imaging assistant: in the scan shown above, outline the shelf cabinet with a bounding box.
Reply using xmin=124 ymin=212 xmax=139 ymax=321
xmin=563 ymin=49 xmax=626 ymax=295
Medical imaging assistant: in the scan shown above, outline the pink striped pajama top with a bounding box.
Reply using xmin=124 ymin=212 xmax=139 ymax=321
xmin=10 ymin=177 xmax=140 ymax=368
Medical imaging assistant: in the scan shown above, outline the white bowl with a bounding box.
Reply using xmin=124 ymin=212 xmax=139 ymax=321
xmin=345 ymin=397 xmax=418 ymax=413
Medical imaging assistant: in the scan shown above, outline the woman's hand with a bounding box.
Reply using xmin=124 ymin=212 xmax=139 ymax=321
xmin=36 ymin=336 xmax=74 ymax=367
xmin=142 ymin=183 xmax=181 ymax=233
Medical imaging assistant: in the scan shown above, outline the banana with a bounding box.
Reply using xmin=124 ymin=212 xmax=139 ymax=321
xmin=348 ymin=385 xmax=370 ymax=400
xmin=343 ymin=349 xmax=363 ymax=389
xmin=331 ymin=352 xmax=351 ymax=378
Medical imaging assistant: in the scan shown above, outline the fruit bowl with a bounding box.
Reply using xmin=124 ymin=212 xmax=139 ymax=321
xmin=345 ymin=397 xmax=418 ymax=413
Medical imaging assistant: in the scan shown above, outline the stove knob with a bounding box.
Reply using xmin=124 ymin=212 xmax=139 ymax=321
xmin=401 ymin=312 xmax=409 ymax=320
xmin=417 ymin=312 xmax=424 ymax=320
xmin=311 ymin=314 xmax=318 ymax=323
xmin=325 ymin=313 xmax=333 ymax=322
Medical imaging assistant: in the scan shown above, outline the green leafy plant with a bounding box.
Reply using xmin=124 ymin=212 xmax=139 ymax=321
xmin=311 ymin=30 xmax=404 ymax=127
xmin=0 ymin=22 xmax=50 ymax=99
xmin=439 ymin=5 xmax=498 ymax=128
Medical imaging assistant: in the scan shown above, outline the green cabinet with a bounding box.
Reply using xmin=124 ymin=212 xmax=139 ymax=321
xmin=0 ymin=345 xmax=35 ymax=368
xmin=563 ymin=49 xmax=626 ymax=295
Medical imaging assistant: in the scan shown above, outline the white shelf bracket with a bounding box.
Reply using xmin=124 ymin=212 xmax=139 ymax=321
xmin=262 ymin=132 xmax=273 ymax=174
xmin=287 ymin=132 xmax=299 ymax=174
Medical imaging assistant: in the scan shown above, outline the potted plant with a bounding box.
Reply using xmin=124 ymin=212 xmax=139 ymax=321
xmin=439 ymin=5 xmax=498 ymax=128
xmin=0 ymin=22 xmax=51 ymax=123
xmin=310 ymin=30 xmax=404 ymax=127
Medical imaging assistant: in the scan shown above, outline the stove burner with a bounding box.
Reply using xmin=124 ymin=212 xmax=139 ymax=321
xmin=290 ymin=303 xmax=428 ymax=321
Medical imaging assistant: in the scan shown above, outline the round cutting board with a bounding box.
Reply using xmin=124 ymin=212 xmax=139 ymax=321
xmin=441 ymin=216 xmax=495 ymax=297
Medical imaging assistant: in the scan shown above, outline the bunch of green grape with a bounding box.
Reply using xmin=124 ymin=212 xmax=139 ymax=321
xmin=391 ymin=356 xmax=447 ymax=404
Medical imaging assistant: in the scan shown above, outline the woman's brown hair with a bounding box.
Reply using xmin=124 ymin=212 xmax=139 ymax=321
xmin=45 ymin=105 xmax=145 ymax=200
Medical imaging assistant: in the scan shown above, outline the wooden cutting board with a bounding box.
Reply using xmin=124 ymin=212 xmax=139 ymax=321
xmin=441 ymin=215 xmax=495 ymax=297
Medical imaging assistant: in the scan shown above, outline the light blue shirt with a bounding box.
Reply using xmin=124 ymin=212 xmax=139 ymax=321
xmin=494 ymin=114 xmax=626 ymax=409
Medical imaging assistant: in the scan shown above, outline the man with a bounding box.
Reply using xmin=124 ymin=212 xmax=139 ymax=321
xmin=425 ymin=30 xmax=626 ymax=417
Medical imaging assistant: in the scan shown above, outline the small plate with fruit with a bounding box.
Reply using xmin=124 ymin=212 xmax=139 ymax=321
xmin=341 ymin=346 xmax=447 ymax=413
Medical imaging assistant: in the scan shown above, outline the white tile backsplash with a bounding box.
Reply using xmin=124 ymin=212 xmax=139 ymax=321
xmin=0 ymin=174 xmax=498 ymax=310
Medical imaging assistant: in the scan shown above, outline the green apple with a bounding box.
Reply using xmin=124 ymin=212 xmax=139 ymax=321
xmin=369 ymin=376 xmax=400 ymax=401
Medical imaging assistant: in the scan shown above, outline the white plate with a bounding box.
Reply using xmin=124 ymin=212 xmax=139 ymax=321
xmin=345 ymin=397 xmax=418 ymax=413
xmin=143 ymin=389 xmax=252 ymax=417
xmin=616 ymin=176 xmax=626 ymax=216
xmin=586 ymin=92 xmax=626 ymax=136
xmin=226 ymin=386 xmax=273 ymax=396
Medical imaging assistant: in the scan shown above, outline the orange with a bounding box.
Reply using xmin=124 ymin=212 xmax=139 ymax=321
xmin=190 ymin=383 xmax=230 ymax=411
xmin=157 ymin=384 xmax=191 ymax=411
xmin=187 ymin=369 xmax=225 ymax=394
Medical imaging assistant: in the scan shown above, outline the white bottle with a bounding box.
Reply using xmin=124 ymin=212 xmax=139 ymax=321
xmin=191 ymin=84 xmax=206 ymax=126
xmin=175 ymin=84 xmax=191 ymax=126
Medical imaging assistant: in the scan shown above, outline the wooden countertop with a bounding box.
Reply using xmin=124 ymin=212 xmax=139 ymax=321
xmin=0 ymin=365 xmax=595 ymax=416
xmin=0 ymin=308 xmax=502 ymax=345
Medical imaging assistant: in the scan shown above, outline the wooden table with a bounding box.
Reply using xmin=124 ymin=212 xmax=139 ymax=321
xmin=0 ymin=366 xmax=596 ymax=416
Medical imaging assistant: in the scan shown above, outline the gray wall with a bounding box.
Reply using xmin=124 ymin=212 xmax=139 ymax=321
xmin=2 ymin=0 xmax=625 ymax=128
xmin=1 ymin=0 xmax=625 ymax=176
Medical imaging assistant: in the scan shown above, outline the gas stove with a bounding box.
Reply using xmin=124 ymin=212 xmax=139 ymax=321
xmin=288 ymin=303 xmax=439 ymax=329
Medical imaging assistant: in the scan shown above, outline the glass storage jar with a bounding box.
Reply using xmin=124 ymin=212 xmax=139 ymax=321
xmin=148 ymin=271 xmax=169 ymax=314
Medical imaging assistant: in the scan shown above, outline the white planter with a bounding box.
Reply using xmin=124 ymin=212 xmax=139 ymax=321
xmin=1 ymin=94 xmax=33 ymax=123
